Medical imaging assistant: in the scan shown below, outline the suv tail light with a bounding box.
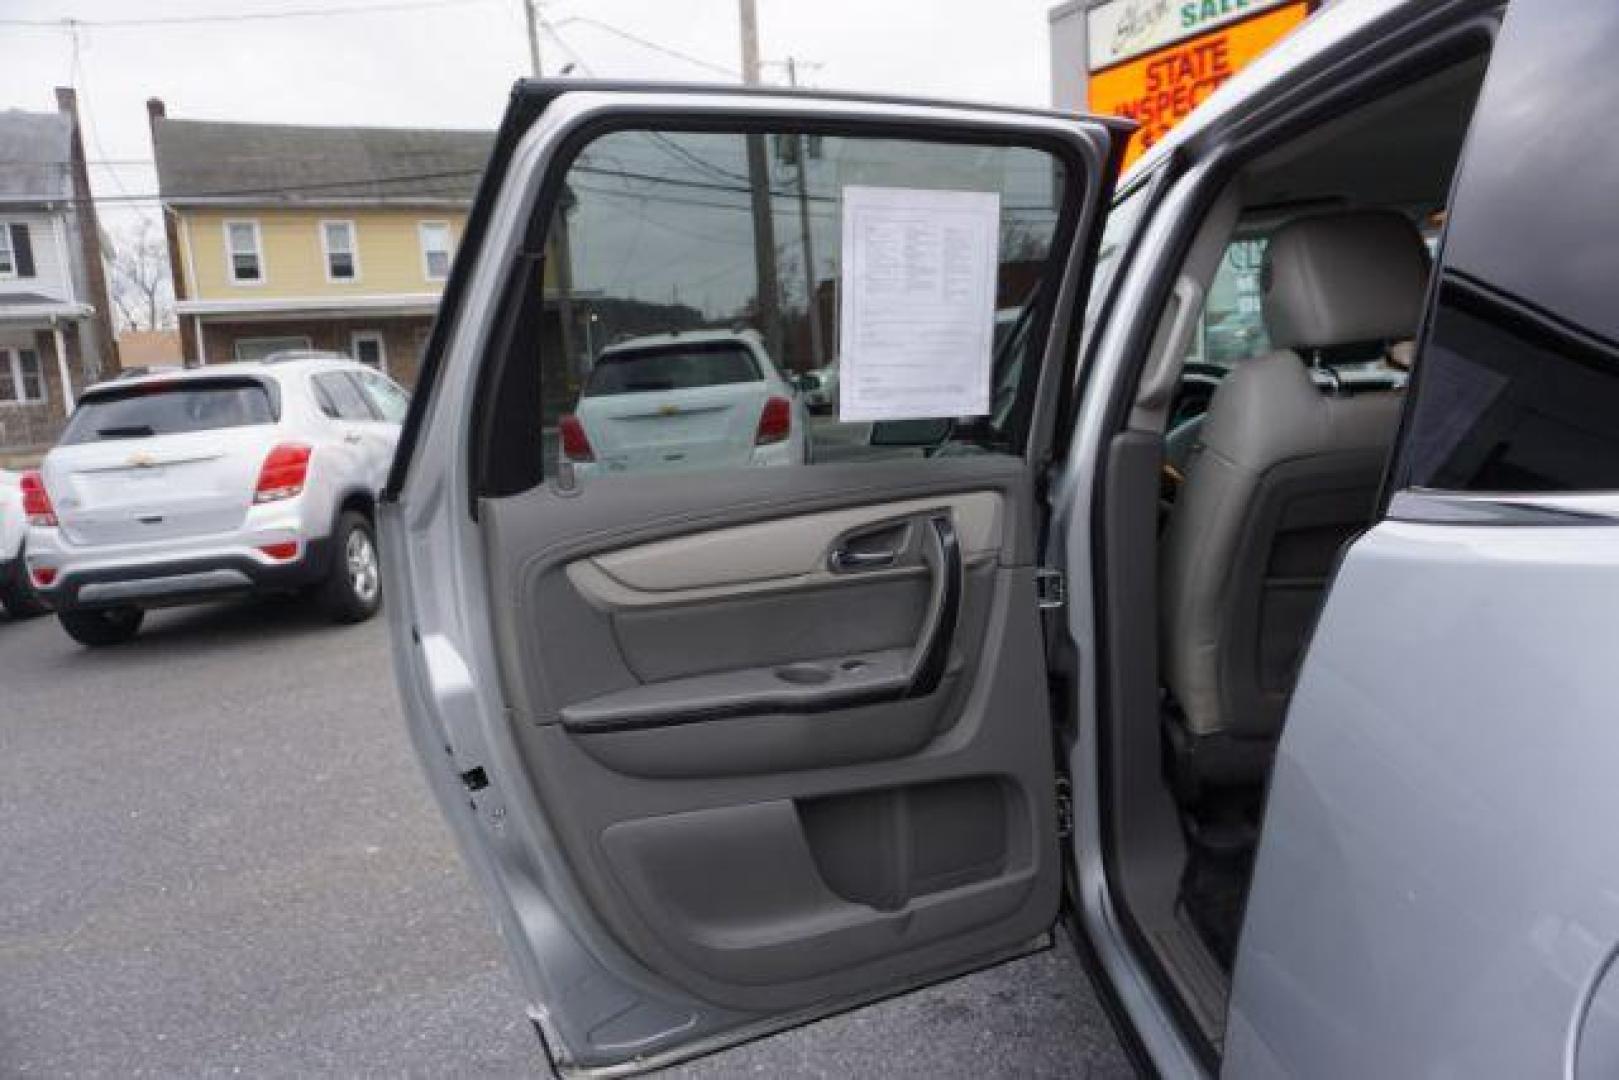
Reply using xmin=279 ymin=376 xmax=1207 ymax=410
xmin=559 ymin=414 xmax=595 ymax=462
xmin=754 ymin=396 xmax=792 ymax=446
xmin=254 ymin=443 xmax=312 ymax=504
xmin=20 ymin=470 xmax=56 ymax=526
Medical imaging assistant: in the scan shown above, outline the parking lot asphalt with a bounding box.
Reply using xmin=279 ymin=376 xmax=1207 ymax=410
xmin=0 ymin=600 xmax=1131 ymax=1078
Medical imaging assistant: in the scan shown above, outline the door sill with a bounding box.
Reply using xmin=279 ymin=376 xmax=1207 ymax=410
xmin=544 ymin=932 xmax=1054 ymax=1079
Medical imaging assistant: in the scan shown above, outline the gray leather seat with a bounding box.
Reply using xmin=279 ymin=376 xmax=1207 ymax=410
xmin=1160 ymin=210 xmax=1430 ymax=797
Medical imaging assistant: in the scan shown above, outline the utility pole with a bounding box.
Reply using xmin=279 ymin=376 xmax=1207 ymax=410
xmin=738 ymin=0 xmax=762 ymax=81
xmin=786 ymin=56 xmax=824 ymax=371
xmin=523 ymin=0 xmax=542 ymax=77
xmin=738 ymin=0 xmax=785 ymax=366
xmin=520 ymin=0 xmax=584 ymax=390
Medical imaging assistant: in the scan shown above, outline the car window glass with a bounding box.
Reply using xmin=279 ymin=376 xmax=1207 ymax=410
xmin=60 ymin=380 xmax=276 ymax=444
xmin=584 ymin=341 xmax=760 ymax=396
xmin=356 ymin=370 xmax=410 ymax=423
xmin=1191 ymin=235 xmax=1271 ymax=365
xmin=493 ymin=127 xmax=1077 ymax=485
xmin=314 ymin=372 xmax=374 ymax=421
xmin=1392 ymin=4 xmax=1619 ymax=494
xmin=1081 ymin=181 xmax=1151 ymax=342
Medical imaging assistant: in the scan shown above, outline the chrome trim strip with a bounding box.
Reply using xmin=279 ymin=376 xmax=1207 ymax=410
xmin=78 ymin=569 xmax=252 ymax=603
xmin=1388 ymin=489 xmax=1619 ymax=526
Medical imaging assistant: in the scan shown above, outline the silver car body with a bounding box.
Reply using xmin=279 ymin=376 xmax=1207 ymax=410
xmin=28 ymin=355 xmax=403 ymax=610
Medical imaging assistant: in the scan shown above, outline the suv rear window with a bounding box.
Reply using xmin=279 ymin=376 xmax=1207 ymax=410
xmin=583 ymin=343 xmax=760 ymax=397
xmin=60 ymin=378 xmax=277 ymax=444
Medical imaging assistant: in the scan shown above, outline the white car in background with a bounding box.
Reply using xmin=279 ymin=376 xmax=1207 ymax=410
xmin=0 ymin=469 xmax=47 ymax=617
xmin=560 ymin=329 xmax=808 ymax=475
xmin=24 ymin=352 xmax=409 ymax=646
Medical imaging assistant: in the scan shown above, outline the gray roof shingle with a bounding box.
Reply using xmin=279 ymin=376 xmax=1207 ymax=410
xmin=152 ymin=118 xmax=493 ymax=205
xmin=0 ymin=110 xmax=72 ymax=203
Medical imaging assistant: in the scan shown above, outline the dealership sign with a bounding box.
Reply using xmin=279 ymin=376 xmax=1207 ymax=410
xmin=1087 ymin=0 xmax=1297 ymax=70
xmin=1087 ymin=1 xmax=1309 ymax=170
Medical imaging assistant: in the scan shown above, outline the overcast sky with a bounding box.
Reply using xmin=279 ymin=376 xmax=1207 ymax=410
xmin=1 ymin=0 xmax=1062 ymax=236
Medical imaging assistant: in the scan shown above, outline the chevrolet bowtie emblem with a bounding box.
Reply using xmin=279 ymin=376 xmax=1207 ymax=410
xmin=658 ymin=404 xmax=680 ymax=417
xmin=127 ymin=452 xmax=158 ymax=468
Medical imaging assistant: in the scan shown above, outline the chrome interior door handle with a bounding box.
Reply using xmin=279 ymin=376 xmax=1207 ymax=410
xmin=828 ymin=547 xmax=897 ymax=572
xmin=903 ymin=514 xmax=960 ymax=699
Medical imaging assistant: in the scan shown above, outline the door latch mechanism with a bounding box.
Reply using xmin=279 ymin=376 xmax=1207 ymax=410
xmin=1035 ymin=568 xmax=1066 ymax=610
xmin=1056 ymin=775 xmax=1074 ymax=839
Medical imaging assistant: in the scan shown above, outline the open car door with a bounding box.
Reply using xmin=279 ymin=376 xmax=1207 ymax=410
xmin=382 ymin=82 xmax=1125 ymax=1075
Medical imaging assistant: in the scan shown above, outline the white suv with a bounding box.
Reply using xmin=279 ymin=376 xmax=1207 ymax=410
xmin=561 ymin=329 xmax=808 ymax=475
xmin=24 ymin=352 xmax=409 ymax=645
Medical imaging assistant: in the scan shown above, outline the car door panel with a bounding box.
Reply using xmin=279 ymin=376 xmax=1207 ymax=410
xmin=384 ymin=84 xmax=1124 ymax=1072
xmin=481 ymin=456 xmax=1059 ymax=1011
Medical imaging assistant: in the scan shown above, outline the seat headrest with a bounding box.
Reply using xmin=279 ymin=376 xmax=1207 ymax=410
xmin=1261 ymin=210 xmax=1431 ymax=351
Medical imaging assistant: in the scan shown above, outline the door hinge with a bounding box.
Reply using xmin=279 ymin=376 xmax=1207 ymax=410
xmin=1036 ymin=568 xmax=1066 ymax=610
xmin=1056 ymin=775 xmax=1074 ymax=839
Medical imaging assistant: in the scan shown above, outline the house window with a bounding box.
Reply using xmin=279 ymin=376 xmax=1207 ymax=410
xmin=0 ymin=347 xmax=45 ymax=404
xmin=350 ymin=330 xmax=387 ymax=372
xmin=322 ymin=220 xmax=358 ymax=282
xmin=0 ymin=223 xmax=35 ymax=279
xmin=419 ymin=221 xmax=453 ymax=281
xmin=233 ymin=335 xmax=311 ymax=361
xmin=225 ymin=220 xmax=263 ymax=283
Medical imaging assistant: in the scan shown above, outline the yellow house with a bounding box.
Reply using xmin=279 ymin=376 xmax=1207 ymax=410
xmin=149 ymin=100 xmax=492 ymax=386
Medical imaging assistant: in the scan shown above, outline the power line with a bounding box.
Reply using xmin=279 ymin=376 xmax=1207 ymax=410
xmin=22 ymin=166 xmax=486 ymax=206
xmin=66 ymin=19 xmax=161 ymax=228
xmin=0 ymin=0 xmax=495 ymax=29
xmin=540 ymin=20 xmax=752 ymax=188
xmin=551 ymin=15 xmax=740 ymax=79
xmin=12 ymin=160 xmax=1068 ymax=220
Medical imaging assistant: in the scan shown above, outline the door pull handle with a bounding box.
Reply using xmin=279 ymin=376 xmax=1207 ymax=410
xmin=828 ymin=548 xmax=897 ymax=572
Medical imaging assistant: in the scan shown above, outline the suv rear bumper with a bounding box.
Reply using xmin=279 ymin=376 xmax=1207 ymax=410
xmin=30 ymin=537 xmax=335 ymax=612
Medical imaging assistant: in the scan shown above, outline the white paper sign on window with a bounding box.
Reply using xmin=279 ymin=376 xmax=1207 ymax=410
xmin=837 ymin=186 xmax=1001 ymax=423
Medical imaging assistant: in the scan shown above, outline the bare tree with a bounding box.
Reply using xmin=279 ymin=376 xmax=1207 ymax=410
xmin=104 ymin=219 xmax=174 ymax=331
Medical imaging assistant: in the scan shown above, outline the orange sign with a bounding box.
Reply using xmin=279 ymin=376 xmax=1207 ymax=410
xmin=1089 ymin=2 xmax=1310 ymax=171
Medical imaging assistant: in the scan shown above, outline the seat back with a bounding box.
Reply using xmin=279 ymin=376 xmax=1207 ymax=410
xmin=1161 ymin=210 xmax=1430 ymax=748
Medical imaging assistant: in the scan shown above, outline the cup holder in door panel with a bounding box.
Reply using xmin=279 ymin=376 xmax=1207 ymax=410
xmin=775 ymin=663 xmax=834 ymax=686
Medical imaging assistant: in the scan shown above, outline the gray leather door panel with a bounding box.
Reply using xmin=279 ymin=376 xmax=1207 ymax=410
xmin=479 ymin=455 xmax=1058 ymax=1013
xmin=567 ymin=491 xmax=1002 ymax=607
xmin=612 ymin=572 xmax=935 ymax=684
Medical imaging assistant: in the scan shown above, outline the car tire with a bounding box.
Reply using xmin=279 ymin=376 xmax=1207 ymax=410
xmin=0 ymin=550 xmax=48 ymax=618
xmin=58 ymin=606 xmax=144 ymax=646
xmin=320 ymin=511 xmax=382 ymax=624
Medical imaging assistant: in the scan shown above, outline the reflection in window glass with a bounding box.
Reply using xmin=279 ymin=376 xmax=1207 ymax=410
xmin=531 ymin=129 xmax=1073 ymax=480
